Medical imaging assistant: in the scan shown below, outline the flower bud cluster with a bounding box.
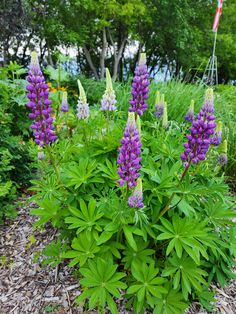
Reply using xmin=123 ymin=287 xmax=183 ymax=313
xmin=60 ymin=91 xmax=69 ymax=112
xmin=128 ymin=178 xmax=144 ymax=208
xmin=180 ymin=89 xmax=216 ymax=167
xmin=211 ymin=121 xmax=222 ymax=145
xmin=218 ymin=139 xmax=228 ymax=166
xmin=154 ymin=92 xmax=165 ymax=118
xmin=184 ymin=100 xmax=194 ymax=122
xmin=101 ymin=68 xmax=117 ymax=111
xmin=26 ymin=52 xmax=57 ymax=147
xmin=129 ymin=53 xmax=149 ymax=116
xmin=77 ymin=80 xmax=89 ymax=120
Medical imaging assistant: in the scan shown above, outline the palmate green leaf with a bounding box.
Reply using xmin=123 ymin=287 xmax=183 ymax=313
xmin=96 ymin=221 xmax=119 ymax=245
xmin=65 ymin=198 xmax=103 ymax=236
xmin=204 ymin=199 xmax=236 ymax=227
xmin=162 ymin=253 xmax=207 ymax=300
xmin=153 ymin=283 xmax=188 ymax=314
xmin=127 ymin=261 xmax=167 ymax=311
xmin=196 ymin=289 xmax=216 ymax=312
xmin=98 ymin=159 xmax=119 ymax=182
xmin=123 ymin=226 xmax=146 ymax=251
xmin=98 ymin=241 xmax=125 ymax=259
xmin=62 ymin=159 xmax=104 ymax=189
xmin=122 ymin=238 xmax=155 ymax=269
xmin=42 ymin=240 xmax=67 ymax=267
xmin=30 ymin=176 xmax=62 ymax=200
xmin=62 ymin=231 xmax=100 ymax=266
xmin=77 ymin=257 xmax=126 ymax=313
xmin=155 ymin=215 xmax=215 ymax=263
xmin=31 ymin=197 xmax=63 ymax=227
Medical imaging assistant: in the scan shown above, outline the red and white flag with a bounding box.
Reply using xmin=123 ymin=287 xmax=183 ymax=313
xmin=212 ymin=0 xmax=223 ymax=32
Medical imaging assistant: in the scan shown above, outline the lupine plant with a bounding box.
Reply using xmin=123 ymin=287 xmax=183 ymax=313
xmin=28 ymin=52 xmax=236 ymax=314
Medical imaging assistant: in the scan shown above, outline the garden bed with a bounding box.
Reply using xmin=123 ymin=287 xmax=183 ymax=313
xmin=0 ymin=198 xmax=235 ymax=314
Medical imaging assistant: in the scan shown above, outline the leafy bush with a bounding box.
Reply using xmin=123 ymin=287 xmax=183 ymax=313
xmin=0 ymin=62 xmax=34 ymax=222
xmin=30 ymin=76 xmax=236 ymax=313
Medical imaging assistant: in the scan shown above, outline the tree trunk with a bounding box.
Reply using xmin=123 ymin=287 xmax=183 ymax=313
xmin=83 ymin=45 xmax=99 ymax=80
xmin=100 ymin=28 xmax=107 ymax=80
xmin=107 ymin=28 xmax=127 ymax=81
xmin=47 ymin=41 xmax=53 ymax=66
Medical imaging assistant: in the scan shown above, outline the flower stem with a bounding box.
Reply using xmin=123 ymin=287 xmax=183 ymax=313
xmin=45 ymin=145 xmax=60 ymax=182
xmin=156 ymin=164 xmax=190 ymax=222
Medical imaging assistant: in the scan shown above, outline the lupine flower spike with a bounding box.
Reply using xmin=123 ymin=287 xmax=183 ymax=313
xmin=128 ymin=178 xmax=144 ymax=208
xmin=60 ymin=91 xmax=69 ymax=112
xmin=77 ymin=80 xmax=89 ymax=120
xmin=211 ymin=121 xmax=222 ymax=145
xmin=162 ymin=102 xmax=169 ymax=129
xmin=101 ymin=68 xmax=117 ymax=111
xmin=154 ymin=93 xmax=165 ymax=118
xmin=117 ymin=112 xmax=142 ymax=189
xmin=180 ymin=88 xmax=217 ymax=167
xmin=218 ymin=139 xmax=228 ymax=166
xmin=129 ymin=53 xmax=150 ymax=116
xmin=185 ymin=100 xmax=194 ymax=122
xmin=26 ymin=51 xmax=57 ymax=147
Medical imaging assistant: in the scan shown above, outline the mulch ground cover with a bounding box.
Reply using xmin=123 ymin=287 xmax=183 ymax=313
xmin=0 ymin=198 xmax=235 ymax=314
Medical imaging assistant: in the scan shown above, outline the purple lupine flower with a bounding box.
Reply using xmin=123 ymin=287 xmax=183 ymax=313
xmin=26 ymin=52 xmax=57 ymax=147
xmin=180 ymin=88 xmax=217 ymax=167
xmin=211 ymin=121 xmax=222 ymax=145
xmin=101 ymin=68 xmax=117 ymax=111
xmin=128 ymin=178 xmax=144 ymax=208
xmin=184 ymin=100 xmax=194 ymax=122
xmin=77 ymin=79 xmax=89 ymax=119
xmin=154 ymin=93 xmax=165 ymax=118
xmin=60 ymin=91 xmax=69 ymax=112
xmin=129 ymin=53 xmax=149 ymax=116
xmin=117 ymin=112 xmax=142 ymax=189
xmin=218 ymin=139 xmax=228 ymax=166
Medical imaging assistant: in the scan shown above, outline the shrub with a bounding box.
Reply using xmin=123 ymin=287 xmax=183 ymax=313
xmin=29 ymin=54 xmax=236 ymax=314
xmin=0 ymin=62 xmax=34 ymax=222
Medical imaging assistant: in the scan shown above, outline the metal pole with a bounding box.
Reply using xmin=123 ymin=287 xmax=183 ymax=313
xmin=210 ymin=30 xmax=218 ymax=85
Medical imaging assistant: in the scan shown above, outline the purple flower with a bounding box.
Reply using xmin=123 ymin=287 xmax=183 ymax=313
xmin=60 ymin=92 xmax=69 ymax=112
xmin=184 ymin=100 xmax=194 ymax=122
xmin=128 ymin=178 xmax=144 ymax=208
xmin=154 ymin=93 xmax=165 ymax=118
xmin=180 ymin=88 xmax=217 ymax=167
xmin=211 ymin=121 xmax=222 ymax=145
xmin=117 ymin=113 xmax=142 ymax=189
xmin=77 ymin=79 xmax=89 ymax=119
xmin=26 ymin=52 xmax=57 ymax=147
xmin=129 ymin=53 xmax=150 ymax=116
xmin=101 ymin=68 xmax=117 ymax=111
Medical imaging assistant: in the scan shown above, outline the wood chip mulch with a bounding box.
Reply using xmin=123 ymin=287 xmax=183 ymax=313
xmin=0 ymin=198 xmax=235 ymax=314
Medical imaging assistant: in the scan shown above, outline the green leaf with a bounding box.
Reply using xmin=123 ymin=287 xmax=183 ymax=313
xmin=123 ymin=226 xmax=137 ymax=251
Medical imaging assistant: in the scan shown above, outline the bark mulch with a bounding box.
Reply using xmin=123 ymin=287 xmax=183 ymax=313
xmin=0 ymin=198 xmax=235 ymax=314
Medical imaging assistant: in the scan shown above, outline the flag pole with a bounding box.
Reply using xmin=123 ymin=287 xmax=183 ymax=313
xmin=210 ymin=30 xmax=218 ymax=85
